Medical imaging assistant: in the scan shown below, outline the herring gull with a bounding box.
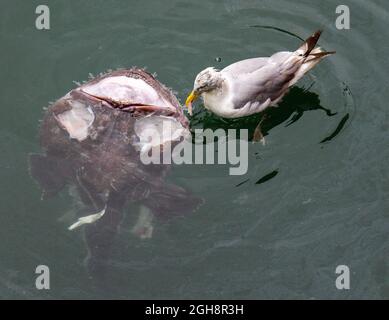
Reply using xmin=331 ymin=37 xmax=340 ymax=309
xmin=185 ymin=30 xmax=334 ymax=119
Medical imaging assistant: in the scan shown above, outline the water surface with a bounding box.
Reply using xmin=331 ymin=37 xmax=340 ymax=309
xmin=0 ymin=0 xmax=388 ymax=299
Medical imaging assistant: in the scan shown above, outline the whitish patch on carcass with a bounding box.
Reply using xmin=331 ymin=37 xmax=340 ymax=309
xmin=56 ymin=100 xmax=95 ymax=141
xmin=80 ymin=76 xmax=172 ymax=108
xmin=133 ymin=115 xmax=190 ymax=154
xmin=131 ymin=205 xmax=154 ymax=239
xmin=68 ymin=206 xmax=106 ymax=230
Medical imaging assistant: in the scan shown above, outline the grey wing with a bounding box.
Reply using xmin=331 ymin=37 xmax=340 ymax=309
xmin=222 ymin=57 xmax=269 ymax=78
xmin=227 ymin=51 xmax=301 ymax=109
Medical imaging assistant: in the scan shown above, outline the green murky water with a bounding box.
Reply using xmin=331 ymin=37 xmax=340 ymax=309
xmin=0 ymin=0 xmax=388 ymax=299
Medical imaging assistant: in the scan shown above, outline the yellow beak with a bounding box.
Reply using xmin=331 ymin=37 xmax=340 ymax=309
xmin=185 ymin=91 xmax=198 ymax=116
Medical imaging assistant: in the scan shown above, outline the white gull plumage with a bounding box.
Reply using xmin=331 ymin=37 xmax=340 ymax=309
xmin=185 ymin=30 xmax=334 ymax=118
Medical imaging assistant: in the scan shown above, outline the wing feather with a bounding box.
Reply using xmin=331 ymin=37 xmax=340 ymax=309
xmin=222 ymin=57 xmax=268 ymax=78
xmin=224 ymin=51 xmax=301 ymax=109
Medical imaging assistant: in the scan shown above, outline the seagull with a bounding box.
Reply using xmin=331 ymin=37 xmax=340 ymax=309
xmin=185 ymin=30 xmax=334 ymax=119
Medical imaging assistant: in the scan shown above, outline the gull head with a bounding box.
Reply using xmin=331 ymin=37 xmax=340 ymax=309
xmin=193 ymin=67 xmax=221 ymax=93
xmin=185 ymin=67 xmax=222 ymax=115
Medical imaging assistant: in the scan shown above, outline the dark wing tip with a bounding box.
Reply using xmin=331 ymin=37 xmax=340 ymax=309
xmin=303 ymin=30 xmax=324 ymax=57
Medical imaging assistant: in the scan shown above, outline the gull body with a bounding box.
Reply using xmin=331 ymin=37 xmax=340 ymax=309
xmin=186 ymin=30 xmax=334 ymax=118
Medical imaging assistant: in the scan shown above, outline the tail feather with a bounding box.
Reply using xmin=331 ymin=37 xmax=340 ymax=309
xmin=288 ymin=32 xmax=335 ymax=87
xmin=305 ymin=47 xmax=336 ymax=62
xmin=309 ymin=51 xmax=336 ymax=58
xmin=297 ymin=30 xmax=323 ymax=57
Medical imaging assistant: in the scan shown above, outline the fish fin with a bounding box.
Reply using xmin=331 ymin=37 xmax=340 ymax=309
xmin=68 ymin=206 xmax=106 ymax=230
xmin=146 ymin=184 xmax=203 ymax=220
xmin=29 ymin=153 xmax=67 ymax=199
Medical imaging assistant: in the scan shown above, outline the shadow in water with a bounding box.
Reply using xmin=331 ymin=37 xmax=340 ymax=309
xmin=191 ymin=86 xmax=349 ymax=189
xmin=234 ymin=169 xmax=280 ymax=188
xmin=255 ymin=169 xmax=279 ymax=185
xmin=320 ymin=113 xmax=349 ymax=144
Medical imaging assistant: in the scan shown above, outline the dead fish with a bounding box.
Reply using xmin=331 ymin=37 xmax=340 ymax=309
xmin=29 ymin=68 xmax=202 ymax=277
